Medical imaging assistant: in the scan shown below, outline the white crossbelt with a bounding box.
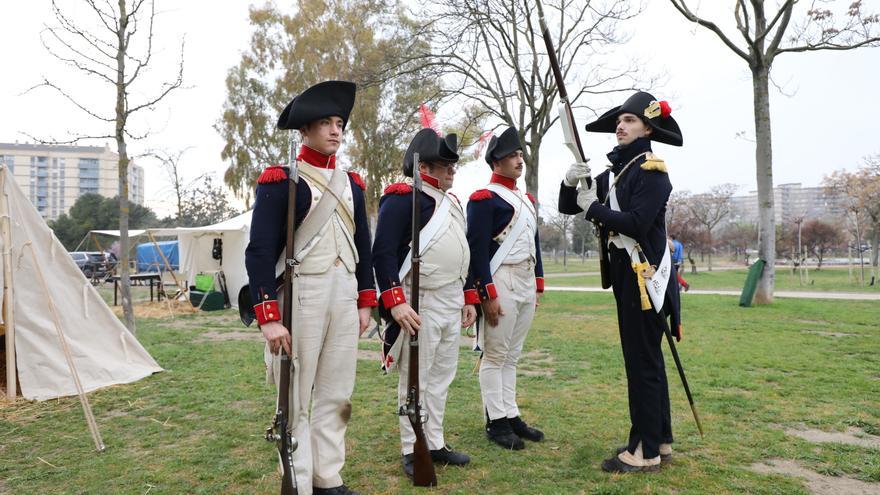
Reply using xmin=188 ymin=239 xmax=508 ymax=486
xmin=486 ymin=183 xmax=536 ymax=275
xmin=607 ymin=172 xmax=671 ymax=313
xmin=397 ymin=186 xmax=454 ymax=281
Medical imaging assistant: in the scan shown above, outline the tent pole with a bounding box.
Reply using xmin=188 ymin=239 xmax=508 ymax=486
xmin=0 ymin=167 xmax=17 ymax=400
xmin=146 ymin=231 xmax=194 ymax=313
xmin=26 ymin=244 xmax=104 ymax=451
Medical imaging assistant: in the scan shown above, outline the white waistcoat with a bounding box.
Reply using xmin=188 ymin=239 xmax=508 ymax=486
xmin=419 ymin=185 xmax=469 ymax=289
xmin=297 ymin=165 xmax=357 ymax=275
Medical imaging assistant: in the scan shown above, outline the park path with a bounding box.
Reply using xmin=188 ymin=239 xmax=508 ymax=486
xmin=544 ymin=286 xmax=880 ymax=301
xmin=544 ymin=265 xmax=745 ymax=278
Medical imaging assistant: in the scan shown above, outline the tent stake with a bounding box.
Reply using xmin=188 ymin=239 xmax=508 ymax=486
xmin=26 ymin=244 xmax=105 ymax=452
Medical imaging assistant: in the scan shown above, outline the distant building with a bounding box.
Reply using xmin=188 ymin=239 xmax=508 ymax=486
xmin=729 ymin=183 xmax=846 ymax=226
xmin=0 ymin=142 xmax=144 ymax=220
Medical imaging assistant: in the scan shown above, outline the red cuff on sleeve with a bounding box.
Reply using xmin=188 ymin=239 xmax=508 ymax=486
xmin=482 ymin=283 xmax=498 ymax=301
xmin=464 ymin=289 xmax=480 ymax=305
xmin=254 ymin=300 xmax=280 ymax=326
xmin=357 ymin=289 xmax=378 ymax=308
xmin=380 ymin=286 xmax=407 ymax=308
xmin=536 ymin=277 xmax=545 ymax=293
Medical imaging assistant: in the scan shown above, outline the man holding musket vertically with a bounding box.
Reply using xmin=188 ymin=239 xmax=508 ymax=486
xmin=467 ymin=127 xmax=546 ymax=451
xmin=244 ymin=80 xmax=377 ymax=495
xmin=558 ymin=91 xmax=684 ymax=473
xmin=372 ymin=127 xmax=478 ymax=479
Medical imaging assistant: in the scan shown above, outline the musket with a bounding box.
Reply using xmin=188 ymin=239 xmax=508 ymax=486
xmin=264 ymin=133 xmax=300 ymax=495
xmin=632 ymin=245 xmax=704 ymax=438
xmin=399 ymin=153 xmax=437 ymax=487
xmin=535 ymin=0 xmax=611 ymax=289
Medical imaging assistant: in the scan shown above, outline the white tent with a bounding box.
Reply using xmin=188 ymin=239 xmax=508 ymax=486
xmin=149 ymin=211 xmax=252 ymax=307
xmin=0 ymin=165 xmax=163 ymax=403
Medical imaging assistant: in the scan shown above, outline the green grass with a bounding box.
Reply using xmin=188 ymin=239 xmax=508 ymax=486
xmin=550 ymin=266 xmax=880 ymax=294
xmin=2 ymin=295 xmax=879 ymax=494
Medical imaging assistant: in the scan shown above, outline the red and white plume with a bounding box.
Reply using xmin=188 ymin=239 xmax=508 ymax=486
xmin=418 ymin=104 xmax=440 ymax=135
xmin=474 ymin=130 xmax=493 ymax=159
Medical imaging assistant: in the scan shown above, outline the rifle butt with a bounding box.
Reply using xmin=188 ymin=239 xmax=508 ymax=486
xmin=411 ymin=432 xmax=437 ymax=487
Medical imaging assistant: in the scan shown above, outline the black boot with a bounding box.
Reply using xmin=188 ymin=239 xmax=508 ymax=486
xmin=402 ymin=453 xmax=414 ymax=479
xmin=509 ymin=416 xmax=544 ymax=442
xmin=313 ymin=486 xmax=361 ymax=495
xmin=430 ymin=445 xmax=470 ymax=466
xmin=486 ymin=417 xmax=525 ymax=450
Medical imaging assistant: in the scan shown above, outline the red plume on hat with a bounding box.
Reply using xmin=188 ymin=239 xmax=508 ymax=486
xmin=418 ymin=104 xmax=440 ymax=135
xmin=659 ymin=100 xmax=672 ymax=118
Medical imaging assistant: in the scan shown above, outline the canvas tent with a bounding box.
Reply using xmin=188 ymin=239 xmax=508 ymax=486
xmin=0 ymin=165 xmax=163 ymax=404
xmin=148 ymin=211 xmax=252 ymax=307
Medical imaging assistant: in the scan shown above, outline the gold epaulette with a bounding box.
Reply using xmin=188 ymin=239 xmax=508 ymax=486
xmin=641 ymin=152 xmax=667 ymax=173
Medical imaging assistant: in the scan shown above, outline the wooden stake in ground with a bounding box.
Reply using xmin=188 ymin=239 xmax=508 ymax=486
xmin=25 ymin=243 xmax=105 ymax=452
xmin=1 ymin=166 xmax=17 ymax=400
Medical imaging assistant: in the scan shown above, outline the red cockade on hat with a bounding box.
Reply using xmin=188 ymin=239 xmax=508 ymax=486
xmin=659 ymin=100 xmax=672 ymax=118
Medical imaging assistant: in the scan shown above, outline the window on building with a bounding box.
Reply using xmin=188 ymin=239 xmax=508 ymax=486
xmin=78 ymin=158 xmax=100 ymax=195
xmin=0 ymin=155 xmax=13 ymax=172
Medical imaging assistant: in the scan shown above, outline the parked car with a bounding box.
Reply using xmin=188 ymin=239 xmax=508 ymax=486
xmin=69 ymin=251 xmax=108 ymax=278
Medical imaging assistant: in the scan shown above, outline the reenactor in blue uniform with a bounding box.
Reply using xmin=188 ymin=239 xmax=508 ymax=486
xmin=372 ymin=128 xmax=479 ymax=478
xmin=558 ymin=91 xmax=683 ymax=473
xmin=467 ymin=126 xmax=546 ymax=450
xmin=244 ymin=80 xmax=377 ymax=495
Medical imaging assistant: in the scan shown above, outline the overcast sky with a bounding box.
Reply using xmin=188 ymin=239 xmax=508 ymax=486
xmin=1 ymin=1 xmax=878 ymax=217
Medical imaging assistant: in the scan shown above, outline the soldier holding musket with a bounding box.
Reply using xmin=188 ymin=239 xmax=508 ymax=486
xmin=467 ymin=127 xmax=546 ymax=450
xmin=244 ymin=80 xmax=377 ymax=495
xmin=373 ymin=128 xmax=478 ymax=479
xmin=558 ymin=91 xmax=684 ymax=472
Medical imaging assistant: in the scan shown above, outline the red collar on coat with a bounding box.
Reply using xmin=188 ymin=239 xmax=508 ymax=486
xmin=297 ymin=145 xmax=336 ymax=169
xmin=420 ymin=173 xmax=440 ymax=189
xmin=490 ymin=172 xmax=517 ymax=189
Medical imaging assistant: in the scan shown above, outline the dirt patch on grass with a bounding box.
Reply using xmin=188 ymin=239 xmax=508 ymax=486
xmin=784 ymin=425 xmax=880 ymax=449
xmin=804 ymin=330 xmax=857 ymax=338
xmin=519 ymin=348 xmax=555 ymax=377
xmin=751 ymin=459 xmax=880 ymax=495
xmin=357 ymin=349 xmax=382 ymax=362
xmin=109 ymin=299 xmax=200 ymax=319
xmin=194 ymin=331 xmax=263 ymax=343
xmin=795 ymin=319 xmax=828 ymax=325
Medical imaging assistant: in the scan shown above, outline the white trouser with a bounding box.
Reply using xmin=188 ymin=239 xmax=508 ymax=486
xmin=398 ymin=280 xmax=463 ymax=454
xmin=265 ymin=264 xmax=359 ymax=493
xmin=479 ymin=262 xmax=536 ymax=421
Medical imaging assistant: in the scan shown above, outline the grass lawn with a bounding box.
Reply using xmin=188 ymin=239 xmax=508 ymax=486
xmin=550 ymin=266 xmax=880 ymax=295
xmin=2 ymin=293 xmax=879 ymax=494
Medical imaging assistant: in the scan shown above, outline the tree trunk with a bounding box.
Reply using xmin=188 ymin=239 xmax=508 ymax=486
xmin=707 ymin=229 xmax=713 ymax=271
xmin=871 ymin=228 xmax=879 ymax=268
xmin=752 ymin=66 xmax=776 ymax=304
xmin=525 ymin=150 xmax=539 ymax=207
xmin=116 ymin=0 xmax=135 ymax=333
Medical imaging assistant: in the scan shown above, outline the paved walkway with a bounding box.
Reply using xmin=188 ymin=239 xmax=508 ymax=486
xmin=544 ymin=265 xmax=747 ymax=278
xmin=544 ymin=286 xmax=880 ymax=301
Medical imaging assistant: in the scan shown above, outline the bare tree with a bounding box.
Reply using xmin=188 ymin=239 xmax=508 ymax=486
xmin=685 ymin=184 xmax=737 ymax=271
xmin=35 ymin=0 xmax=184 ymax=332
xmin=802 ymin=218 xmax=843 ymax=269
xmin=421 ymin=0 xmax=649 ymax=202
xmin=668 ymin=0 xmax=880 ymax=303
xmin=146 ymin=147 xmax=199 ymax=221
xmin=824 ymin=162 xmax=880 ymax=283
xmin=544 ymin=205 xmax=573 ymax=267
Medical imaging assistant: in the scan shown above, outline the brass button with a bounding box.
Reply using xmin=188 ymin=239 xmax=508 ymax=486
xmin=268 ymin=313 xmax=274 ymax=318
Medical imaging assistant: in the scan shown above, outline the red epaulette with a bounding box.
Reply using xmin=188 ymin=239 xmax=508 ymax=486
xmin=526 ymin=192 xmax=537 ymax=204
xmin=384 ymin=182 xmax=412 ymax=195
xmin=470 ymin=189 xmax=493 ymax=201
xmin=257 ymin=165 xmax=287 ymax=184
xmin=348 ymin=171 xmax=366 ymax=190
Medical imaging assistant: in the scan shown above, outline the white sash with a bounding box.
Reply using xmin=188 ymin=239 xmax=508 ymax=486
xmin=486 ymin=183 xmax=536 ymax=275
xmin=608 ymin=172 xmax=671 ymax=313
xmin=397 ymin=187 xmax=454 ymax=280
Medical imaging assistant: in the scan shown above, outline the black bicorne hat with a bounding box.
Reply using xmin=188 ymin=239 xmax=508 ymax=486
xmin=584 ymin=91 xmax=683 ymax=146
xmin=484 ymin=126 xmax=523 ymax=166
xmin=277 ymin=80 xmax=357 ymax=130
xmin=403 ymin=128 xmax=460 ymax=177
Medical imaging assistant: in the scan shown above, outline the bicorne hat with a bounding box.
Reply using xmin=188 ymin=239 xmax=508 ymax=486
xmin=484 ymin=127 xmax=523 ymax=166
xmin=277 ymin=80 xmax=357 ymax=130
xmin=403 ymin=128 xmax=460 ymax=177
xmin=584 ymin=91 xmax=683 ymax=146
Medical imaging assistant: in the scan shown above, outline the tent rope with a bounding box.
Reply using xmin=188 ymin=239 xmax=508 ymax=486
xmin=82 ymin=284 xmax=90 ymax=318
xmin=26 ymin=244 xmax=105 ymax=452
